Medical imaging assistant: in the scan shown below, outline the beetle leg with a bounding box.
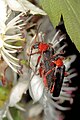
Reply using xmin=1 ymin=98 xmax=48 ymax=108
xmin=43 ymin=75 xmax=48 ymax=87
xmin=50 ymin=84 xmax=54 ymax=93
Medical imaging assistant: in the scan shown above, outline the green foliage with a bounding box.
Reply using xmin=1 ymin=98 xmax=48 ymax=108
xmin=40 ymin=0 xmax=80 ymax=50
xmin=10 ymin=107 xmax=23 ymax=120
xmin=0 ymin=87 xmax=10 ymax=107
xmin=3 ymin=117 xmax=8 ymax=120
xmin=3 ymin=107 xmax=23 ymax=120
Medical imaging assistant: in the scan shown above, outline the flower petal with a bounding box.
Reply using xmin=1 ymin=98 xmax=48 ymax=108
xmin=6 ymin=0 xmax=26 ymax=13
xmin=1 ymin=51 xmax=18 ymax=73
xmin=29 ymin=74 xmax=44 ymax=102
xmin=9 ymin=80 xmax=29 ymax=107
xmin=6 ymin=0 xmax=47 ymax=15
xmin=0 ymin=20 xmax=6 ymax=34
xmin=21 ymin=0 xmax=47 ymax=15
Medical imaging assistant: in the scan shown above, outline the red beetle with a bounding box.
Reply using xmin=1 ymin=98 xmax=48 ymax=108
xmin=28 ymin=33 xmax=68 ymax=97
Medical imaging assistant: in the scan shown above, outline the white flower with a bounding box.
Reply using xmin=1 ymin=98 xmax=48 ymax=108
xmin=8 ymin=66 xmax=31 ymax=106
xmin=0 ymin=12 xmax=32 ymax=73
xmin=6 ymin=0 xmax=47 ymax=15
xmin=9 ymin=79 xmax=29 ymax=107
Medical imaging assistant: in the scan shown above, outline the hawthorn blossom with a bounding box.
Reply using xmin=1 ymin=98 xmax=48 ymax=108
xmin=0 ymin=11 xmax=34 ymax=73
xmin=0 ymin=1 xmax=21 ymax=73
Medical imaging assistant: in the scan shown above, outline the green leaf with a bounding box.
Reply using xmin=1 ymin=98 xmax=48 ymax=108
xmin=40 ymin=0 xmax=80 ymax=50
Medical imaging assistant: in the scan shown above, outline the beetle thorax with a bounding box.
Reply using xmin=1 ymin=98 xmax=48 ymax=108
xmin=38 ymin=43 xmax=49 ymax=52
